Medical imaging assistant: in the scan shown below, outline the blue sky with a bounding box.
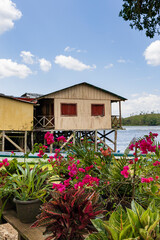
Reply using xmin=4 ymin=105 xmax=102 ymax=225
xmin=0 ymin=0 xmax=160 ymax=117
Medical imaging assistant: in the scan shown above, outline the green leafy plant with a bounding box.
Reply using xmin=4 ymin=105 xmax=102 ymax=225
xmin=32 ymin=188 xmax=105 ymax=240
xmin=7 ymin=162 xmax=51 ymax=201
xmin=86 ymin=200 xmax=160 ymax=240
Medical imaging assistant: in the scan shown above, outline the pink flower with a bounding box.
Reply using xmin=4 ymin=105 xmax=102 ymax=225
xmin=121 ymin=166 xmax=129 ymax=178
xmin=45 ymin=132 xmax=54 ymax=145
xmin=129 ymin=144 xmax=135 ymax=150
xmin=43 ymin=145 xmax=48 ymax=149
xmin=78 ymin=168 xmax=85 ymax=173
xmin=44 ymin=132 xmax=50 ymax=140
xmin=85 ymin=165 xmax=94 ymax=171
xmin=52 ymin=183 xmax=65 ymax=192
xmin=155 ymin=176 xmax=159 ymax=180
xmin=57 ymin=136 xmax=67 ymax=143
xmin=123 ymin=166 xmax=129 ymax=171
xmin=64 ymin=178 xmax=71 ymax=187
xmin=0 ymin=163 xmax=3 ymax=168
xmin=11 ymin=151 xmax=14 ymax=154
xmin=77 ymin=160 xmax=80 ymax=164
xmin=37 ymin=153 xmax=42 ymax=157
xmin=129 ymin=160 xmax=133 ymax=164
xmin=153 ymin=161 xmax=160 ymax=166
xmin=5 ymin=162 xmax=9 ymax=167
xmin=141 ymin=177 xmax=154 ymax=183
xmin=2 ymin=158 xmax=8 ymax=164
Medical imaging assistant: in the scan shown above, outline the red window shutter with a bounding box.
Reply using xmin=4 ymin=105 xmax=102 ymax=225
xmin=61 ymin=104 xmax=77 ymax=116
xmin=91 ymin=104 xmax=104 ymax=116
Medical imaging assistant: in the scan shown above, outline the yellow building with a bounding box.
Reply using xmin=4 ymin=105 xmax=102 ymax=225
xmin=0 ymin=95 xmax=33 ymax=131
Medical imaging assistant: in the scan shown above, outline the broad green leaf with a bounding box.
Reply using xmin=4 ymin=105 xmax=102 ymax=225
xmin=91 ymin=219 xmax=107 ymax=233
xmin=104 ymin=225 xmax=119 ymax=240
xmin=131 ymin=201 xmax=144 ymax=220
xmin=151 ymin=185 xmax=158 ymax=194
xmin=119 ymin=224 xmax=133 ymax=240
xmin=126 ymin=208 xmax=141 ymax=235
xmin=148 ymin=218 xmax=160 ymax=236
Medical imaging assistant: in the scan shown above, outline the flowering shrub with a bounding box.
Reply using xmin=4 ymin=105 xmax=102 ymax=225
xmin=119 ymin=132 xmax=160 ymax=204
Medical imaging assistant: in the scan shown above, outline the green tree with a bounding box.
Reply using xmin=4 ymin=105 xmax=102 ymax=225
xmin=119 ymin=0 xmax=160 ymax=38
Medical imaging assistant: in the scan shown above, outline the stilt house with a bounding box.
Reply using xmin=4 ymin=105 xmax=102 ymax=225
xmin=34 ymin=82 xmax=126 ymax=131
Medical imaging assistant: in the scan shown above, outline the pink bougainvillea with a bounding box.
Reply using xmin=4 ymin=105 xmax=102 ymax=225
xmin=0 ymin=158 xmax=10 ymax=168
xmin=121 ymin=166 xmax=129 ymax=178
xmin=57 ymin=136 xmax=67 ymax=143
xmin=44 ymin=132 xmax=54 ymax=145
xmin=141 ymin=177 xmax=154 ymax=183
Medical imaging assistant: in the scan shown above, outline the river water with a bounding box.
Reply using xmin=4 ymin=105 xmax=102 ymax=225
xmin=115 ymin=126 xmax=160 ymax=152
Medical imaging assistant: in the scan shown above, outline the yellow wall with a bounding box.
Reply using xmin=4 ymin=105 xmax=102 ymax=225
xmin=0 ymin=97 xmax=33 ymax=131
xmin=54 ymin=99 xmax=111 ymax=130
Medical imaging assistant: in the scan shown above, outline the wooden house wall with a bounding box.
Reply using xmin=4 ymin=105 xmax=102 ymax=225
xmin=54 ymin=98 xmax=111 ymax=130
xmin=0 ymin=97 xmax=33 ymax=131
xmin=43 ymin=84 xmax=121 ymax=101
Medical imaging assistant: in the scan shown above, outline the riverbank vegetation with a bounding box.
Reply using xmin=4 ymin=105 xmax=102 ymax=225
xmin=122 ymin=113 xmax=160 ymax=126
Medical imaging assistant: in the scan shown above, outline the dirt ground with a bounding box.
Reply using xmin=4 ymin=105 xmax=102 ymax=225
xmin=0 ymin=223 xmax=18 ymax=240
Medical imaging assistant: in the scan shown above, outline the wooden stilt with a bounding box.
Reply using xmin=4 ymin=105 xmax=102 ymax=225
xmin=24 ymin=131 xmax=27 ymax=153
xmin=31 ymin=131 xmax=34 ymax=150
xmin=103 ymin=130 xmax=106 ymax=143
xmin=4 ymin=134 xmax=24 ymax=152
xmin=2 ymin=131 xmax=5 ymax=152
xmin=73 ymin=131 xmax=76 ymax=145
xmin=119 ymin=101 xmax=122 ymax=128
xmin=60 ymin=133 xmax=74 ymax=149
xmin=50 ymin=130 xmax=53 ymax=153
xmin=95 ymin=130 xmax=97 ymax=152
xmin=114 ymin=130 xmax=117 ymax=152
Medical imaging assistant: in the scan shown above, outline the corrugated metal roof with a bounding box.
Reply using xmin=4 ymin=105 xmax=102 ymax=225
xmin=0 ymin=94 xmax=34 ymax=104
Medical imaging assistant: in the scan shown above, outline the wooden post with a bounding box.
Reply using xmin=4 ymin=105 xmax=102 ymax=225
xmin=2 ymin=131 xmax=5 ymax=152
xmin=24 ymin=131 xmax=27 ymax=153
xmin=50 ymin=130 xmax=53 ymax=153
xmin=73 ymin=131 xmax=76 ymax=145
xmin=31 ymin=131 xmax=34 ymax=150
xmin=103 ymin=130 xmax=106 ymax=143
xmin=95 ymin=130 xmax=97 ymax=152
xmin=114 ymin=130 xmax=117 ymax=152
xmin=119 ymin=101 xmax=122 ymax=127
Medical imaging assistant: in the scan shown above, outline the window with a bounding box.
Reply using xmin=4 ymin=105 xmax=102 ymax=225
xmin=91 ymin=104 xmax=105 ymax=116
xmin=61 ymin=103 xmax=77 ymax=116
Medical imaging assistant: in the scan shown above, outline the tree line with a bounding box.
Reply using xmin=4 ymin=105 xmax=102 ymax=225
xmin=122 ymin=113 xmax=160 ymax=126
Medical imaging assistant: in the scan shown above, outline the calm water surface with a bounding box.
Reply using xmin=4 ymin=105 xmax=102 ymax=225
xmin=115 ymin=126 xmax=160 ymax=152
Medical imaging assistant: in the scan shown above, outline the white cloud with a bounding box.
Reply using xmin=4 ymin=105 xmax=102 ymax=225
xmin=55 ymin=55 xmax=96 ymax=71
xmin=64 ymin=46 xmax=86 ymax=53
xmin=117 ymin=59 xmax=126 ymax=63
xmin=39 ymin=58 xmax=52 ymax=72
xmin=64 ymin=46 xmax=75 ymax=52
xmin=0 ymin=59 xmax=32 ymax=79
xmin=0 ymin=0 xmax=22 ymax=35
xmin=144 ymin=40 xmax=160 ymax=66
xmin=20 ymin=51 xmax=34 ymax=64
xmin=120 ymin=93 xmax=160 ymax=117
xmin=104 ymin=63 xmax=113 ymax=69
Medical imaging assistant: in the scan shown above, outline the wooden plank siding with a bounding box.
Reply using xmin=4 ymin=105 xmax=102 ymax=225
xmin=54 ymin=99 xmax=111 ymax=130
xmin=35 ymin=83 xmax=127 ymax=131
xmin=42 ymin=84 xmax=122 ymax=101
xmin=0 ymin=96 xmax=33 ymax=131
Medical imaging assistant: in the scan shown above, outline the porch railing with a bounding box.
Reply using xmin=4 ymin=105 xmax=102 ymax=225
xmin=34 ymin=115 xmax=55 ymax=129
xmin=111 ymin=115 xmax=121 ymax=129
